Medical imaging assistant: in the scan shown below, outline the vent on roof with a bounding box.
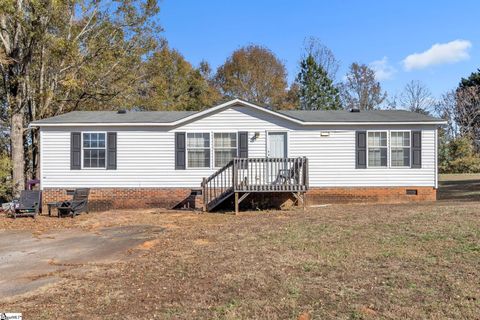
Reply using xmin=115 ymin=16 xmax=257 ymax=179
xmin=117 ymin=109 xmax=127 ymax=114
xmin=350 ymin=108 xmax=360 ymax=113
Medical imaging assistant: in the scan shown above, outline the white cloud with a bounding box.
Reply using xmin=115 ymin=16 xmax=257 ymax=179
xmin=403 ymin=39 xmax=472 ymax=71
xmin=370 ymin=56 xmax=396 ymax=81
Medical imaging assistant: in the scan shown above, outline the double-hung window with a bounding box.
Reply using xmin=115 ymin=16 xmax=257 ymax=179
xmin=83 ymin=133 xmax=106 ymax=168
xmin=187 ymin=133 xmax=210 ymax=168
xmin=214 ymin=133 xmax=237 ymax=167
xmin=367 ymin=131 xmax=387 ymax=167
xmin=391 ymin=131 xmax=410 ymax=167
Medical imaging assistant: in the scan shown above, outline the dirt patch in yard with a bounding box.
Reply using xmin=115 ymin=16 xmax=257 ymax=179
xmin=0 ymin=177 xmax=479 ymax=319
xmin=0 ymin=224 xmax=164 ymax=299
xmin=137 ymin=239 xmax=162 ymax=250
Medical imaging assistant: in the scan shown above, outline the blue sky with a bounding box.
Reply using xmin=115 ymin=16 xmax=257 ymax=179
xmin=159 ymin=0 xmax=480 ymax=99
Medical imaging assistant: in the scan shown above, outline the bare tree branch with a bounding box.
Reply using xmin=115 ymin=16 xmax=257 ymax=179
xmin=341 ymin=62 xmax=386 ymax=110
xmin=399 ymin=80 xmax=433 ymax=114
xmin=302 ymin=36 xmax=340 ymax=82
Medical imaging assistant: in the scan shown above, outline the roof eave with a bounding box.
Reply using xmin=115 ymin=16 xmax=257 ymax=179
xmin=30 ymin=120 xmax=448 ymax=127
xmin=300 ymin=121 xmax=448 ymax=125
xmin=29 ymin=122 xmax=175 ymax=127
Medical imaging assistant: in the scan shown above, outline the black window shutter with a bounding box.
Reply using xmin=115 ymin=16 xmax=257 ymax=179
xmin=356 ymin=131 xmax=367 ymax=169
xmin=71 ymin=132 xmax=81 ymax=170
xmin=238 ymin=131 xmax=248 ymax=158
xmin=411 ymin=131 xmax=422 ymax=168
xmin=238 ymin=131 xmax=248 ymax=169
xmin=107 ymin=132 xmax=117 ymax=170
xmin=175 ymin=132 xmax=186 ymax=170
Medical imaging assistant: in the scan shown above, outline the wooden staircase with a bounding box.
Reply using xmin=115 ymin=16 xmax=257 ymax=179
xmin=201 ymin=157 xmax=309 ymax=213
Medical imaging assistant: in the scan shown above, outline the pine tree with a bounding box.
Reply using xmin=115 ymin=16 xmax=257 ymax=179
xmin=460 ymin=68 xmax=480 ymax=88
xmin=296 ymin=55 xmax=342 ymax=110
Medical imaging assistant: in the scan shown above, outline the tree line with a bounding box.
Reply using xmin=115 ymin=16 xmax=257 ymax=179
xmin=1 ymin=1 xmax=479 ymax=199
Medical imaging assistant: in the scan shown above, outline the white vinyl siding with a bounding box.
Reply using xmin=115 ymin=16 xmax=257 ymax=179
xmin=40 ymin=105 xmax=438 ymax=189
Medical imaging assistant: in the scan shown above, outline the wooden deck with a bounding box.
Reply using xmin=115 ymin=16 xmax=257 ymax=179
xmin=201 ymin=157 xmax=309 ymax=213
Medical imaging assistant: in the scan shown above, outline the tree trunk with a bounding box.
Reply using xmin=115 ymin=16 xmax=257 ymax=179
xmin=32 ymin=128 xmax=40 ymax=179
xmin=11 ymin=112 xmax=25 ymax=196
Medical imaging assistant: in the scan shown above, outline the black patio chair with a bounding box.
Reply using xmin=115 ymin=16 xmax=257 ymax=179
xmin=57 ymin=188 xmax=90 ymax=218
xmin=9 ymin=190 xmax=42 ymax=219
xmin=272 ymin=158 xmax=304 ymax=185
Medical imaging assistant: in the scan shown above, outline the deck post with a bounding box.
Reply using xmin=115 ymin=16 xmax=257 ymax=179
xmin=202 ymin=177 xmax=207 ymax=212
xmin=304 ymin=157 xmax=309 ymax=189
xmin=232 ymin=160 xmax=237 ymax=190
xmin=302 ymin=192 xmax=306 ymax=211
xmin=234 ymin=192 xmax=239 ymax=215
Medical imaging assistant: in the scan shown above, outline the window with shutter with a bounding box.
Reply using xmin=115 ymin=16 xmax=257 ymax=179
xmin=367 ymin=131 xmax=388 ymax=167
xmin=238 ymin=131 xmax=248 ymax=159
xmin=391 ymin=131 xmax=410 ymax=167
xmin=411 ymin=131 xmax=422 ymax=168
xmin=187 ymin=133 xmax=210 ymax=168
xmin=356 ymin=131 xmax=367 ymax=169
xmin=175 ymin=132 xmax=186 ymax=170
xmin=82 ymin=133 xmax=106 ymax=168
xmin=107 ymin=132 xmax=117 ymax=170
xmin=213 ymin=133 xmax=237 ymax=167
xmin=71 ymin=132 xmax=81 ymax=170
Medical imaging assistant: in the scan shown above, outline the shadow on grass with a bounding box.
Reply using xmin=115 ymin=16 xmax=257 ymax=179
xmin=438 ymin=179 xmax=480 ymax=202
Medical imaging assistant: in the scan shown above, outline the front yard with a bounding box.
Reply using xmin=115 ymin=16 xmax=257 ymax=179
xmin=0 ymin=177 xmax=479 ymax=319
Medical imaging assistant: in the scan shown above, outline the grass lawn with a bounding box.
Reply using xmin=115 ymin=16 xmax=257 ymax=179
xmin=0 ymin=176 xmax=479 ymax=319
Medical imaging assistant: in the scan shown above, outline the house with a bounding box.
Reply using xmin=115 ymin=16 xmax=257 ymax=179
xmin=30 ymin=99 xmax=446 ymax=212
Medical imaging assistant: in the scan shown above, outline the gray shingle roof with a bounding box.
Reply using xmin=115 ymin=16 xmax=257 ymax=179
xmin=31 ymin=111 xmax=197 ymax=124
xmin=30 ymin=104 xmax=445 ymax=126
xmin=278 ymin=109 xmax=443 ymax=123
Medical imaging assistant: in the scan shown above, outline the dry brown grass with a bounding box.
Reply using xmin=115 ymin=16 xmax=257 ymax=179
xmin=0 ymin=179 xmax=479 ymax=319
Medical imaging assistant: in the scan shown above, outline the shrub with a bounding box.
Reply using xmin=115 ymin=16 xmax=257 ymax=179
xmin=447 ymin=156 xmax=480 ymax=173
xmin=0 ymin=154 xmax=12 ymax=202
xmin=440 ymin=136 xmax=480 ymax=173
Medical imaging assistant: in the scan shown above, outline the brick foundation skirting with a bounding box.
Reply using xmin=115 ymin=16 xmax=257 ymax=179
xmin=306 ymin=186 xmax=436 ymax=204
xmin=42 ymin=186 xmax=436 ymax=212
xmin=42 ymin=188 xmax=193 ymax=212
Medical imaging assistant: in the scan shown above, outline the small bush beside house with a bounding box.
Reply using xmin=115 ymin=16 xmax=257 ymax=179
xmin=439 ymin=136 xmax=480 ymax=173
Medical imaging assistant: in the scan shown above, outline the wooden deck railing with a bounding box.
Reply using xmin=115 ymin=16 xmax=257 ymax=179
xmin=232 ymin=157 xmax=308 ymax=192
xmin=201 ymin=157 xmax=308 ymax=211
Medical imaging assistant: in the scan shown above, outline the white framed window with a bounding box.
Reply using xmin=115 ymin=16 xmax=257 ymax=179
xmin=82 ymin=132 xmax=106 ymax=168
xmin=367 ymin=131 xmax=387 ymax=167
xmin=187 ymin=133 xmax=210 ymax=168
xmin=214 ymin=132 xmax=237 ymax=167
xmin=391 ymin=131 xmax=411 ymax=167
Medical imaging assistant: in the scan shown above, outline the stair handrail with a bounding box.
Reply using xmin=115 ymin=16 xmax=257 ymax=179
xmin=203 ymin=159 xmax=234 ymax=184
xmin=201 ymin=159 xmax=235 ymax=211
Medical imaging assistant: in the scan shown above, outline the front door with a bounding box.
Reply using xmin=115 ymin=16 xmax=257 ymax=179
xmin=267 ymin=132 xmax=287 ymax=158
